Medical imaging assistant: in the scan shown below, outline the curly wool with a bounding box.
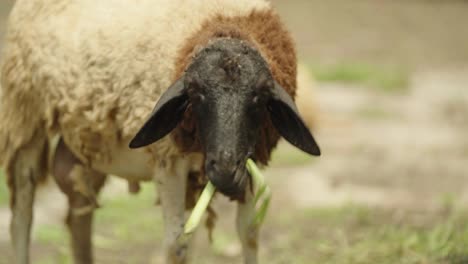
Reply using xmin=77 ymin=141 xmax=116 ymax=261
xmin=0 ymin=0 xmax=272 ymax=171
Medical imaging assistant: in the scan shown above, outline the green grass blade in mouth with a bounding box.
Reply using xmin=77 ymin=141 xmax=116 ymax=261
xmin=184 ymin=159 xmax=271 ymax=235
xmin=246 ymin=158 xmax=271 ymax=227
xmin=184 ymin=181 xmax=216 ymax=234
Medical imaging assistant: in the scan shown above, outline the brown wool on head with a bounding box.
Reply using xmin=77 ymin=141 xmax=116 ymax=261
xmin=172 ymin=9 xmax=297 ymax=166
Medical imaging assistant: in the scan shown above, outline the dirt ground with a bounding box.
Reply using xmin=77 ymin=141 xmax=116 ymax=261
xmin=0 ymin=0 xmax=468 ymax=263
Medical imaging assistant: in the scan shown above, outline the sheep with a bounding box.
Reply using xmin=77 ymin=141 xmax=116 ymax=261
xmin=0 ymin=0 xmax=321 ymax=263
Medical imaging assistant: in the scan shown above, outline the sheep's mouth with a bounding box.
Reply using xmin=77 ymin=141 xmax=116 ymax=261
xmin=205 ymin=159 xmax=249 ymax=200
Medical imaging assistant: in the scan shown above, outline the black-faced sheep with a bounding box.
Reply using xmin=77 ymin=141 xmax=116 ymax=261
xmin=0 ymin=0 xmax=320 ymax=263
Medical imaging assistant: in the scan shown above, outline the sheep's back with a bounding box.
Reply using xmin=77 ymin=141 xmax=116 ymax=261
xmin=0 ymin=0 xmax=271 ymax=168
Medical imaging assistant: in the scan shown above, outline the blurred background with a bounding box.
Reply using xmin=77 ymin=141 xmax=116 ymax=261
xmin=1 ymin=0 xmax=468 ymax=263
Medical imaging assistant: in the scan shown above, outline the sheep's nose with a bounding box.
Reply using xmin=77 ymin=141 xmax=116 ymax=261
xmin=206 ymin=151 xmax=241 ymax=173
xmin=206 ymin=159 xmax=239 ymax=180
xmin=205 ymin=151 xmax=243 ymax=194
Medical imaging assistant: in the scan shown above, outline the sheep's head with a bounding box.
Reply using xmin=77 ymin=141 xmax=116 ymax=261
xmin=129 ymin=38 xmax=320 ymax=199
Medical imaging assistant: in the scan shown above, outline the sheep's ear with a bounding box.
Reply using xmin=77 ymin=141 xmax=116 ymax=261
xmin=267 ymin=81 xmax=321 ymax=156
xmin=129 ymin=77 xmax=188 ymax=148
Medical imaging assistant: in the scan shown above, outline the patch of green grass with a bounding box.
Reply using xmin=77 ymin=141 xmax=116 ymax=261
xmin=30 ymin=182 xmax=164 ymax=263
xmin=14 ymin=179 xmax=468 ymax=263
xmin=36 ymin=252 xmax=72 ymax=264
xmin=310 ymin=63 xmax=410 ymax=93
xmin=20 ymin=188 xmax=468 ymax=263
xmin=35 ymin=225 xmax=72 ymax=264
xmin=266 ymin=204 xmax=468 ymax=264
xmin=95 ymin=182 xmax=163 ymax=244
xmin=36 ymin=225 xmax=68 ymax=245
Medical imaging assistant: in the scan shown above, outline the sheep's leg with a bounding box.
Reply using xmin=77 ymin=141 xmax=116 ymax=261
xmin=9 ymin=133 xmax=47 ymax=264
xmin=65 ymin=170 xmax=106 ymax=264
xmin=51 ymin=138 xmax=107 ymax=264
xmin=237 ymin=190 xmax=258 ymax=264
xmin=155 ymin=158 xmax=190 ymax=264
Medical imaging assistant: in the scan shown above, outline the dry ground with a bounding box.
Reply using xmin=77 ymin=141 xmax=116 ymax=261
xmin=1 ymin=0 xmax=468 ymax=263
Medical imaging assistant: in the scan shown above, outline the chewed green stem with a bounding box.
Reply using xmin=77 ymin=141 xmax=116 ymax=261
xmin=183 ymin=158 xmax=271 ymax=235
xmin=184 ymin=181 xmax=216 ymax=234
xmin=246 ymin=158 xmax=271 ymax=227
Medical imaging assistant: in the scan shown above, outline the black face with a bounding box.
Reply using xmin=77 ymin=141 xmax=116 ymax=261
xmin=184 ymin=40 xmax=271 ymax=197
xmin=129 ymin=38 xmax=320 ymax=199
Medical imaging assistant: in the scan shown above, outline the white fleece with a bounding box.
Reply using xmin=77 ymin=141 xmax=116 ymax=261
xmin=0 ymin=0 xmax=271 ymax=176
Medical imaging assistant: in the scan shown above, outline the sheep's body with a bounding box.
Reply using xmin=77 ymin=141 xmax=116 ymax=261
xmin=0 ymin=0 xmax=304 ymax=263
xmin=1 ymin=0 xmax=271 ymax=180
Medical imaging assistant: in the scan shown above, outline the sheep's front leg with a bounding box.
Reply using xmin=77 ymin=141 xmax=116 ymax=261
xmin=237 ymin=190 xmax=258 ymax=264
xmin=155 ymin=159 xmax=190 ymax=264
xmin=9 ymin=133 xmax=47 ymax=264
